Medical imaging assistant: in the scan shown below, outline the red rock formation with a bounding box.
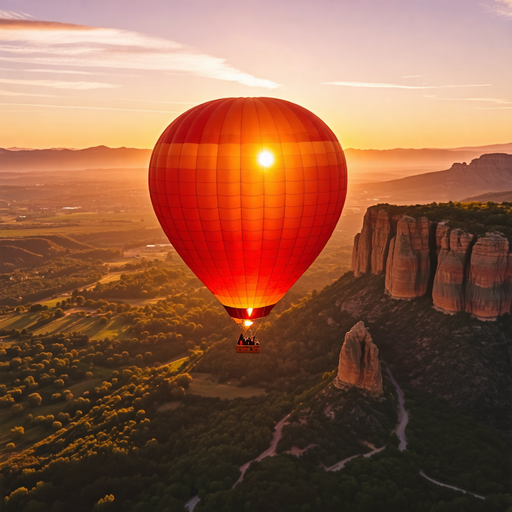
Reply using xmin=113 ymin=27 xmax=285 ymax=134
xmin=371 ymin=209 xmax=393 ymax=274
xmin=465 ymin=233 xmax=511 ymax=319
xmin=352 ymin=206 xmax=512 ymax=319
xmin=352 ymin=208 xmax=393 ymax=276
xmin=334 ymin=321 xmax=383 ymax=395
xmin=385 ymin=216 xmax=432 ymax=299
xmin=432 ymin=225 xmax=474 ymax=313
xmin=352 ymin=209 xmax=376 ymax=277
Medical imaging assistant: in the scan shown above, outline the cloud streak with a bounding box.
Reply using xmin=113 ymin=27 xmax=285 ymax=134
xmin=424 ymin=95 xmax=512 ymax=104
xmin=0 ymin=88 xmax=56 ymax=97
xmin=0 ymin=77 xmax=120 ymax=89
xmin=323 ymin=81 xmax=491 ymax=89
xmin=0 ymin=101 xmax=184 ymax=114
xmin=0 ymin=18 xmax=279 ymax=89
xmin=0 ymin=11 xmax=33 ymax=21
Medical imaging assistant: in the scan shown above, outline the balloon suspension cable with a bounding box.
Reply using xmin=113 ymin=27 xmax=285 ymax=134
xmin=228 ymin=309 xmax=264 ymax=340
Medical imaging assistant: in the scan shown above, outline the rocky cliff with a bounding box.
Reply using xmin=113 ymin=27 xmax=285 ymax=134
xmin=432 ymin=225 xmax=474 ymax=312
xmin=334 ymin=321 xmax=383 ymax=395
xmin=385 ymin=215 xmax=432 ymax=299
xmin=352 ymin=206 xmax=512 ymax=319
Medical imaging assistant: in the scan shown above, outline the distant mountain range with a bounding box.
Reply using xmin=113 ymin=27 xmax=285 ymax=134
xmin=0 ymin=145 xmax=150 ymax=172
xmin=352 ymin=153 xmax=512 ymax=203
xmin=1 ymin=143 xmax=512 ymax=180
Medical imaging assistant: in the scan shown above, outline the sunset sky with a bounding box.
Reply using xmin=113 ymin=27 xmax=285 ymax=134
xmin=0 ymin=0 xmax=511 ymax=150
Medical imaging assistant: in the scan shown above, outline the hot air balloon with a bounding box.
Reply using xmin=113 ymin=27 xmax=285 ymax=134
xmin=148 ymin=97 xmax=347 ymax=351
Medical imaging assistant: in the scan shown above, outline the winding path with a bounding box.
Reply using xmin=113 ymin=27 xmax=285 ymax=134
xmin=233 ymin=414 xmax=290 ymax=487
xmin=385 ymin=365 xmax=408 ymax=451
xmin=185 ymin=414 xmax=290 ymax=511
xmin=420 ymin=470 xmax=485 ymax=499
xmin=185 ymin=364 xmax=484 ymax=510
xmin=385 ymin=364 xmax=483 ymax=500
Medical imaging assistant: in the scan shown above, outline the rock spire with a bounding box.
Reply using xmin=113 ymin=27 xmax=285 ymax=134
xmin=334 ymin=322 xmax=383 ymax=395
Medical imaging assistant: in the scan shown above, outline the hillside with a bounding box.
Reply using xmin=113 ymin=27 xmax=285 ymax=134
xmin=352 ymin=153 xmax=512 ymax=203
xmin=0 ymin=235 xmax=121 ymax=274
xmin=463 ymin=190 xmax=512 ymax=203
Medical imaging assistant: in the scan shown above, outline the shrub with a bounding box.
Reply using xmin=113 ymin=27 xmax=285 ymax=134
xmin=176 ymin=373 xmax=193 ymax=390
xmin=11 ymin=403 xmax=24 ymax=414
xmin=11 ymin=426 xmax=24 ymax=440
xmin=28 ymin=392 xmax=42 ymax=407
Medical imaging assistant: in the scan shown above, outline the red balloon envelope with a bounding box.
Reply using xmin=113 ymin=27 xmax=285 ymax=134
xmin=149 ymin=97 xmax=347 ymax=320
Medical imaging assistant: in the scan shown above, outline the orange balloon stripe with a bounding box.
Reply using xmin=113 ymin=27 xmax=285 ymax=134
xmin=149 ymin=97 xmax=347 ymax=316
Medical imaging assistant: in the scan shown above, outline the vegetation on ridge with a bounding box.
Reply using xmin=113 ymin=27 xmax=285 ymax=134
xmin=373 ymin=201 xmax=512 ymax=241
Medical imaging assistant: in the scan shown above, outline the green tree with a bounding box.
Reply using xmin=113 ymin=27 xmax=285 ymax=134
xmin=28 ymin=392 xmax=43 ymax=407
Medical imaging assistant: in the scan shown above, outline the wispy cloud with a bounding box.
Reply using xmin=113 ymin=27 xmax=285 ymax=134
xmin=491 ymin=0 xmax=512 ymax=19
xmin=474 ymin=106 xmax=512 ymax=109
xmin=323 ymin=81 xmax=491 ymax=89
xmin=0 ymin=11 xmax=33 ymax=21
xmin=424 ymin=94 xmax=512 ymax=104
xmin=120 ymin=98 xmax=198 ymax=105
xmin=0 ymin=18 xmax=279 ymax=89
xmin=0 ymin=77 xmax=120 ymax=89
xmin=26 ymin=68 xmax=99 ymax=75
xmin=0 ymin=102 xmax=184 ymax=114
xmin=0 ymin=88 xmax=56 ymax=97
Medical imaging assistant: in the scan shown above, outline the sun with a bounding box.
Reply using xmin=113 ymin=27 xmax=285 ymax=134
xmin=257 ymin=150 xmax=274 ymax=168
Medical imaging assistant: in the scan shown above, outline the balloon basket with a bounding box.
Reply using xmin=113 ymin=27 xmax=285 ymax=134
xmin=236 ymin=346 xmax=260 ymax=354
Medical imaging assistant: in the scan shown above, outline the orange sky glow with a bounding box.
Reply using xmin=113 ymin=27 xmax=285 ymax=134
xmin=0 ymin=0 xmax=511 ymax=150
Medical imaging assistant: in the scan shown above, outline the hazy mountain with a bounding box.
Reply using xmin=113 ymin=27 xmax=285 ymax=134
xmin=0 ymin=146 xmax=151 ymax=171
xmin=462 ymin=190 xmax=512 ymax=203
xmin=345 ymin=142 xmax=512 ymax=183
xmin=351 ymin=153 xmax=512 ymax=203
xmin=2 ymin=143 xmax=512 ymax=181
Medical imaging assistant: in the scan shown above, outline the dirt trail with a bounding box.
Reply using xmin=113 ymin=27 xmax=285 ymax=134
xmin=186 ymin=364 xmax=485 ymax=510
xmin=185 ymin=414 xmax=290 ymax=511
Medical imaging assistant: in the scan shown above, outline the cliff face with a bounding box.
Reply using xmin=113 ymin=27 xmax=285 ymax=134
xmin=352 ymin=208 xmax=394 ymax=277
xmin=432 ymin=226 xmax=474 ymax=313
xmin=385 ymin=216 xmax=432 ymax=299
xmin=352 ymin=206 xmax=512 ymax=320
xmin=465 ymin=233 xmax=511 ymax=318
xmin=334 ymin=321 xmax=383 ymax=395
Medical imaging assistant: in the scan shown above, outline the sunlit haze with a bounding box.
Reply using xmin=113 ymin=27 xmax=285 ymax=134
xmin=0 ymin=0 xmax=511 ymax=150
